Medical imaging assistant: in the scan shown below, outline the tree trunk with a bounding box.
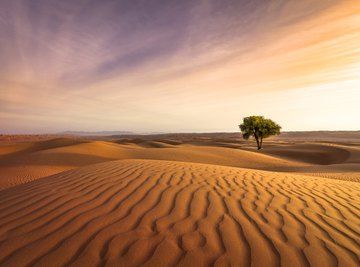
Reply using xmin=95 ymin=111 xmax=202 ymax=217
xmin=259 ymin=137 xmax=263 ymax=150
xmin=254 ymin=134 xmax=261 ymax=150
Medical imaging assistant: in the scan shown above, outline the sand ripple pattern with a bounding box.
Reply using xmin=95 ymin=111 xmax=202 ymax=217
xmin=0 ymin=159 xmax=359 ymax=267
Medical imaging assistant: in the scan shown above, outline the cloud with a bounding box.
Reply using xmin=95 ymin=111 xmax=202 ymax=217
xmin=0 ymin=0 xmax=359 ymax=132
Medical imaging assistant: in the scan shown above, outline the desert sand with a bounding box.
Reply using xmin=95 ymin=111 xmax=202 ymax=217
xmin=0 ymin=132 xmax=359 ymax=266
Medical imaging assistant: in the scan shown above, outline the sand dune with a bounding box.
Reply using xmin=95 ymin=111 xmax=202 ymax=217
xmin=257 ymin=144 xmax=351 ymax=165
xmin=1 ymin=138 xmax=360 ymax=190
xmin=0 ymin=139 xmax=109 ymax=190
xmin=0 ymin=139 xmax=302 ymax=190
xmin=0 ymin=159 xmax=358 ymax=267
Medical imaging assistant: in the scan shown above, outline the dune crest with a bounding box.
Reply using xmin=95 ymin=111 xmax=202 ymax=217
xmin=2 ymin=137 xmax=360 ymax=190
xmin=0 ymin=159 xmax=358 ymax=267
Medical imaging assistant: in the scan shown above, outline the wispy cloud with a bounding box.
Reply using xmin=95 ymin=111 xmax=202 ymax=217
xmin=0 ymin=0 xmax=359 ymax=133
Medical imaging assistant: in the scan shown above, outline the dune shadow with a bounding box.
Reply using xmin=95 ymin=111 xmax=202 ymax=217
xmin=257 ymin=144 xmax=351 ymax=165
xmin=0 ymin=138 xmax=88 ymax=161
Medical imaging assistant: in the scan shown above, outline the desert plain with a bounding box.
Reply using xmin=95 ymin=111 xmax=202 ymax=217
xmin=0 ymin=132 xmax=359 ymax=267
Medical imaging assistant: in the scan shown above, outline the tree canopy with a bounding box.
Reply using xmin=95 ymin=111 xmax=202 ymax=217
xmin=239 ymin=116 xmax=281 ymax=150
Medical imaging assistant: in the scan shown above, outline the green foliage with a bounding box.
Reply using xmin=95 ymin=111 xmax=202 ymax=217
xmin=239 ymin=116 xmax=281 ymax=149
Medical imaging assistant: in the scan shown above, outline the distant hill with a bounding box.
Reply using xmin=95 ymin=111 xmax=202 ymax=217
xmin=275 ymin=131 xmax=360 ymax=141
xmin=108 ymin=131 xmax=360 ymax=142
xmin=61 ymin=131 xmax=135 ymax=136
xmin=60 ymin=130 xmax=360 ymax=140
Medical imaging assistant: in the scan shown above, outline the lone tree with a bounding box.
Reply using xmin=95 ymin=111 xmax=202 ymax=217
xmin=239 ymin=116 xmax=281 ymax=150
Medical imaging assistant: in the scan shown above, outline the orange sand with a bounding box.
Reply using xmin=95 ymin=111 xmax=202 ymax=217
xmin=0 ymin=136 xmax=359 ymax=266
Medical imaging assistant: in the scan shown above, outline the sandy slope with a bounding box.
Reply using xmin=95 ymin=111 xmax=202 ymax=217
xmin=3 ymin=137 xmax=360 ymax=190
xmin=0 ymin=159 xmax=358 ymax=267
xmin=0 ymin=139 xmax=307 ymax=190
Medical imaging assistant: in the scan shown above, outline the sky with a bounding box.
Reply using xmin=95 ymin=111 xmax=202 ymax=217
xmin=0 ymin=0 xmax=359 ymax=133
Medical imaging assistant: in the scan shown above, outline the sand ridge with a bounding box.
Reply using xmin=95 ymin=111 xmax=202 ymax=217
xmin=0 ymin=159 xmax=358 ymax=266
xmin=0 ymin=139 xmax=304 ymax=190
xmin=2 ymin=137 xmax=360 ymax=190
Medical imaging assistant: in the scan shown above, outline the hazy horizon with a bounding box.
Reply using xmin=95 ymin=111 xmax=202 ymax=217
xmin=2 ymin=129 xmax=360 ymax=135
xmin=1 ymin=0 xmax=359 ymax=133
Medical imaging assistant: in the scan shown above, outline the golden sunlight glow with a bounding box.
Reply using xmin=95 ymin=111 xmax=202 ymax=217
xmin=0 ymin=0 xmax=359 ymax=133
